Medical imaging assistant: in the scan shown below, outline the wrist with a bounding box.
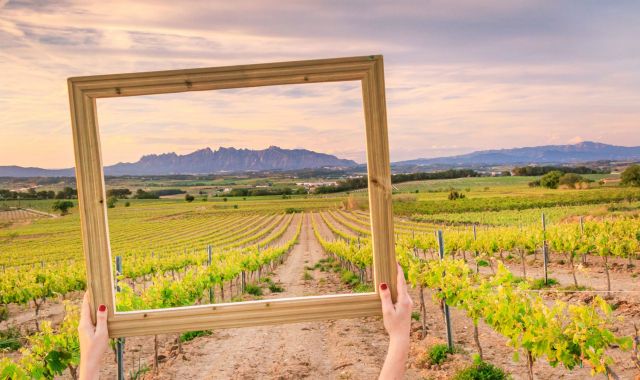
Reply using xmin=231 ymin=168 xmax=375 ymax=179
xmin=79 ymin=361 xmax=100 ymax=380
xmin=389 ymin=335 xmax=410 ymax=354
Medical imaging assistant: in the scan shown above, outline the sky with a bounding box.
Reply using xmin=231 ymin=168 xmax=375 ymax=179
xmin=1 ymin=0 xmax=639 ymax=167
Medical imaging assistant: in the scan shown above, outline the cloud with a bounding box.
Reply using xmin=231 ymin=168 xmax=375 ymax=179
xmin=1 ymin=0 xmax=639 ymax=167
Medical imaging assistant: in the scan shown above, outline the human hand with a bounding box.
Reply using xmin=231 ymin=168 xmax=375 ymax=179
xmin=78 ymin=292 xmax=109 ymax=380
xmin=379 ymin=263 xmax=413 ymax=344
xmin=378 ymin=263 xmax=413 ymax=379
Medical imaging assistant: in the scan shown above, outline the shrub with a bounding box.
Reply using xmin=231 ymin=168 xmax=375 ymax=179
xmin=245 ymin=283 xmax=263 ymax=296
xmin=302 ymin=270 xmax=313 ymax=281
xmin=285 ymin=207 xmax=303 ymax=214
xmin=448 ymin=190 xmax=466 ymax=200
xmin=51 ymin=200 xmax=74 ymax=215
xmin=268 ymin=283 xmax=284 ymax=293
xmin=340 ymin=270 xmax=360 ymax=286
xmin=411 ymin=311 xmax=421 ymax=321
xmin=124 ymin=201 xmax=131 ymax=207
xmin=453 ymin=360 xmax=509 ymax=380
xmin=180 ymin=330 xmax=212 ymax=342
xmin=354 ymin=283 xmax=373 ymax=293
xmin=106 ymin=196 xmax=118 ymax=208
xmin=0 ymin=305 xmax=8 ymax=321
xmin=0 ymin=326 xmax=22 ymax=350
xmin=185 ymin=194 xmax=195 ymax=202
xmin=426 ymin=344 xmax=451 ymax=365
xmin=529 ymin=277 xmax=559 ymax=290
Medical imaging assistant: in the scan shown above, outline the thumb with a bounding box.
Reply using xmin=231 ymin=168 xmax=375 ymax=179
xmin=94 ymin=304 xmax=109 ymax=337
xmin=378 ymin=282 xmax=394 ymax=315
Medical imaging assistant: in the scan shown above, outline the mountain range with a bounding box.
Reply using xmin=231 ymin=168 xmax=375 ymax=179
xmin=393 ymin=141 xmax=640 ymax=168
xmin=0 ymin=146 xmax=357 ymax=177
xmin=2 ymin=141 xmax=640 ymax=177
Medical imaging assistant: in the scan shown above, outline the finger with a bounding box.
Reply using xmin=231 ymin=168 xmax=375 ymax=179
xmin=378 ymin=282 xmax=394 ymax=315
xmin=79 ymin=292 xmax=94 ymax=330
xmin=396 ymin=263 xmax=409 ymax=302
xmin=94 ymin=304 xmax=109 ymax=337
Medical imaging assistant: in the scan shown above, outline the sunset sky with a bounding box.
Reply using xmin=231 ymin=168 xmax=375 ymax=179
xmin=1 ymin=1 xmax=639 ymax=167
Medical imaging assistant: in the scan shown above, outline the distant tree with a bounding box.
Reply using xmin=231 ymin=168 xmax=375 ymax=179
xmin=154 ymin=189 xmax=185 ymax=197
xmin=448 ymin=190 xmax=466 ymax=200
xmin=621 ymin=164 xmax=640 ymax=187
xmin=106 ymin=188 xmax=132 ymax=199
xmin=133 ymin=189 xmax=160 ymax=199
xmin=185 ymin=194 xmax=195 ymax=202
xmin=106 ymin=196 xmax=118 ymax=208
xmin=36 ymin=190 xmax=55 ymax=199
xmin=540 ymin=171 xmax=563 ymax=189
xmin=51 ymin=200 xmax=74 ymax=215
xmin=501 ymin=170 xmax=511 ymax=177
xmin=558 ymin=173 xmax=586 ymax=189
xmin=55 ymin=187 xmax=77 ymax=199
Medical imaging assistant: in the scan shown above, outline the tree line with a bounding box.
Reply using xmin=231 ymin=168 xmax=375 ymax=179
xmin=106 ymin=188 xmax=185 ymax=199
xmin=315 ymin=169 xmax=479 ymax=194
xmin=512 ymin=165 xmax=605 ymax=176
xmin=0 ymin=186 xmax=77 ymax=200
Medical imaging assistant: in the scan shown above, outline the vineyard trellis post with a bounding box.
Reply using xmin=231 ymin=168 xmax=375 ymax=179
xmin=472 ymin=224 xmax=478 ymax=274
xmin=115 ymin=255 xmax=125 ymax=380
xmin=437 ymin=230 xmax=454 ymax=351
xmin=207 ymin=245 xmax=214 ymax=303
xmin=542 ymin=213 xmax=548 ymax=285
xmin=579 ymin=216 xmax=587 ymax=265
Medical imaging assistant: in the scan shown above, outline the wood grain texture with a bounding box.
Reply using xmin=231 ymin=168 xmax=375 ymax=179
xmin=110 ymin=293 xmax=381 ymax=337
xmin=67 ymin=55 xmax=396 ymax=337
xmin=361 ymin=57 xmax=397 ymax=302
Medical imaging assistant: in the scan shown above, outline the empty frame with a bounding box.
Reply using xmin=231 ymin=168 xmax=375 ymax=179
xmin=67 ymin=55 xmax=397 ymax=338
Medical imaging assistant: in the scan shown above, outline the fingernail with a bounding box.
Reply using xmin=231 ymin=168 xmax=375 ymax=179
xmin=380 ymin=283 xmax=388 ymax=291
xmin=98 ymin=304 xmax=106 ymax=312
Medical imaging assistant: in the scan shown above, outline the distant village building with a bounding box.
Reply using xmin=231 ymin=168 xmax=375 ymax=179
xmin=296 ymin=181 xmax=338 ymax=189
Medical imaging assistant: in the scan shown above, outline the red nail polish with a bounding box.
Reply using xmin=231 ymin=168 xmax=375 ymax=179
xmin=380 ymin=283 xmax=388 ymax=290
xmin=98 ymin=304 xmax=106 ymax=312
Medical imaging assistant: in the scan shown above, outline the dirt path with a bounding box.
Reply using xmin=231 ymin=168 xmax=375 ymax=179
xmin=149 ymin=213 xmax=395 ymax=379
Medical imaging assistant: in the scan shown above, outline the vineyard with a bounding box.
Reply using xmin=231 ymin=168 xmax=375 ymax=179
xmin=1 ymin=181 xmax=640 ymax=379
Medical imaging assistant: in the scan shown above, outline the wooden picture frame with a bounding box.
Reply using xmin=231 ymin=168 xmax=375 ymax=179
xmin=67 ymin=55 xmax=397 ymax=338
